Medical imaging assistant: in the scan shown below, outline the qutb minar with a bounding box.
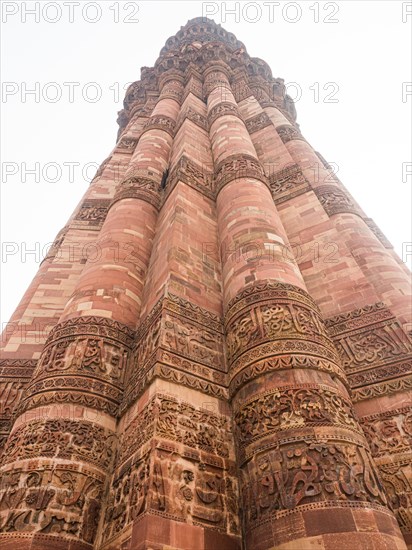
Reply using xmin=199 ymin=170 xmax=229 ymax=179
xmin=0 ymin=18 xmax=411 ymax=550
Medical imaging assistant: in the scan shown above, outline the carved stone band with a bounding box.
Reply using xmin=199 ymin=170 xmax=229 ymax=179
xmin=276 ymin=124 xmax=305 ymax=143
xmin=207 ymin=101 xmax=242 ymax=128
xmin=224 ymin=282 xmax=346 ymax=389
xmin=166 ymin=155 xmax=214 ymax=200
xmin=240 ymin=437 xmax=389 ymax=523
xmin=268 ymin=163 xmax=311 ymax=205
xmin=19 ymin=317 xmax=135 ymax=414
xmin=3 ymin=418 xmax=118 ymax=471
xmin=175 ymin=106 xmax=208 ymax=134
xmin=111 ymin=176 xmax=161 ymax=210
xmin=315 ymin=184 xmax=363 ymax=217
xmin=244 ymin=111 xmax=272 ymax=134
xmin=141 ymin=115 xmax=176 ymax=138
xmin=215 ymin=153 xmax=268 ymax=196
xmin=0 ymin=460 xmax=105 ymax=544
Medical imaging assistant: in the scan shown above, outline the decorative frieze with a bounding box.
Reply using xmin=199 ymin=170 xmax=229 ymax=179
xmin=244 ymin=112 xmax=272 ymax=134
xmin=325 ymin=302 xmax=412 ymax=398
xmin=115 ymin=137 xmax=138 ymax=152
xmin=276 ymin=124 xmax=305 ymax=144
xmin=141 ymin=115 xmax=176 ymax=137
xmin=326 ymin=302 xmax=412 ymax=401
xmin=73 ymin=199 xmax=111 ymax=230
xmin=111 ymin=176 xmax=161 ymax=210
xmin=215 ymin=153 xmax=267 ymax=195
xmin=268 ymin=163 xmax=311 ymax=204
xmin=225 ymin=282 xmax=341 ymax=385
xmin=360 ymin=407 xmax=412 ymax=536
xmin=2 ymin=419 xmax=118 ymax=470
xmin=18 ymin=317 xmax=134 ymax=416
xmin=234 ymin=384 xmax=360 ymax=455
xmin=175 ymin=106 xmax=208 ymax=134
xmin=0 ymin=359 xmax=36 ymax=457
xmin=166 ymin=155 xmax=214 ymax=200
xmin=121 ymin=294 xmax=226 ymax=413
xmin=120 ymin=393 xmax=232 ymax=465
xmin=314 ymin=184 xmax=362 ymax=217
xmin=240 ymin=437 xmax=388 ymax=525
xmin=207 ymin=101 xmax=242 ymax=128
xmin=360 ymin=406 xmax=412 ymax=458
xmin=0 ymin=462 xmax=104 ymax=544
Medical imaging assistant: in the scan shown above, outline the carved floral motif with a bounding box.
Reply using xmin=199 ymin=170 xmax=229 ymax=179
xmin=3 ymin=419 xmax=118 ymax=470
xmin=234 ymin=385 xmax=359 ymax=454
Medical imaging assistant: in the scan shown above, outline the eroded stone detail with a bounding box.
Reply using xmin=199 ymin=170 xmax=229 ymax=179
xmin=241 ymin=439 xmax=388 ymax=524
xmin=73 ymin=200 xmax=111 ymax=230
xmin=166 ymin=155 xmax=214 ymax=200
xmin=112 ymin=176 xmax=161 ymax=210
xmin=215 ymin=154 xmax=267 ymax=195
xmin=3 ymin=419 xmax=118 ymax=470
xmin=314 ymin=185 xmax=362 ymax=217
xmin=0 ymin=463 xmax=104 ymax=544
xmin=268 ymin=163 xmax=311 ymax=204
xmin=245 ymin=112 xmax=272 ymax=134
xmin=276 ymin=124 xmax=305 ymax=143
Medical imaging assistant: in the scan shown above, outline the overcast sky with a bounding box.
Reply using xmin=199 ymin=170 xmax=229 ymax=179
xmin=1 ymin=0 xmax=411 ymax=326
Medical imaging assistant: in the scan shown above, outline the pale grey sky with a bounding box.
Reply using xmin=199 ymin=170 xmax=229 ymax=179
xmin=1 ymin=0 xmax=411 ymax=326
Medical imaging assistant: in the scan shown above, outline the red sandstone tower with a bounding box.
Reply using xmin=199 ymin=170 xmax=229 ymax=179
xmin=1 ymin=18 xmax=411 ymax=550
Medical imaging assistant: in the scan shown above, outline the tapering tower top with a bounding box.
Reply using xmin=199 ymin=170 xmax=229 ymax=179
xmin=116 ymin=18 xmax=297 ymax=138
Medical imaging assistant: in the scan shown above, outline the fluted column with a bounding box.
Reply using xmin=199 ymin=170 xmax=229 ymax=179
xmin=206 ymin=64 xmax=406 ymax=550
xmin=240 ymin=94 xmax=412 ymax=547
xmin=0 ymin=72 xmax=184 ymax=549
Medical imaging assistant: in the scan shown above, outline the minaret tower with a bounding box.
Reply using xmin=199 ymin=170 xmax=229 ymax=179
xmin=1 ymin=18 xmax=411 ymax=550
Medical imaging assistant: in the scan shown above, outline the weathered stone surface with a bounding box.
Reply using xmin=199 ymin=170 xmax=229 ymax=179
xmin=0 ymin=16 xmax=410 ymax=550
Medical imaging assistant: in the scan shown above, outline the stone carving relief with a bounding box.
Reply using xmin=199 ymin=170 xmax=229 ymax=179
xmin=325 ymin=302 xmax=412 ymax=397
xmin=2 ymin=419 xmax=118 ymax=470
xmin=361 ymin=407 xmax=412 ymax=458
xmin=18 ymin=317 xmax=134 ymax=415
xmin=314 ymin=185 xmax=362 ymax=217
xmin=166 ymin=155 xmax=214 ymax=200
xmin=116 ymin=137 xmax=138 ymax=152
xmin=215 ymin=154 xmax=267 ymax=194
xmin=276 ymin=124 xmax=305 ymax=143
xmin=0 ymin=360 xmax=37 ymax=457
xmin=268 ymin=163 xmax=311 ymax=204
xmin=120 ymin=394 xmax=232 ymax=465
xmin=378 ymin=459 xmax=412 ymax=535
xmin=121 ymin=294 xmax=227 ymax=412
xmin=241 ymin=439 xmax=388 ymax=524
xmin=73 ymin=199 xmax=112 ymax=229
xmin=102 ymin=445 xmax=240 ymax=545
xmin=0 ymin=463 xmax=104 ymax=544
xmin=234 ymin=385 xmax=359 ymax=458
xmin=226 ymin=300 xmax=332 ymax=365
xmin=142 ymin=115 xmax=176 ymax=137
xmin=244 ymin=112 xmax=272 ymax=134
xmin=112 ymin=176 xmax=161 ymax=210
xmin=361 ymin=407 xmax=412 ymax=538
xmin=208 ymin=101 xmax=241 ymax=128
xmin=175 ymin=106 xmax=208 ymax=134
